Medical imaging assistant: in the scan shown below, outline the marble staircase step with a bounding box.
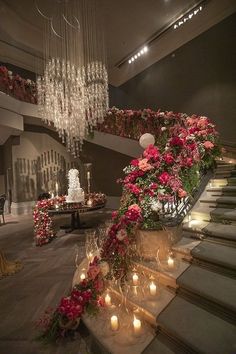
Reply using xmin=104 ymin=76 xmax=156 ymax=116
xmin=200 ymin=196 xmax=236 ymax=207
xmin=206 ymin=186 xmax=236 ymax=195
xmin=209 ymin=178 xmax=228 ymax=187
xmin=157 ymin=296 xmax=236 ymax=354
xmin=183 ymin=221 xmax=236 ymax=242
xmin=142 ymin=332 xmax=180 ymax=354
xmin=177 ymin=265 xmax=236 ymax=318
xmin=82 ymin=312 xmax=155 ymax=354
xmin=191 ymin=206 xmax=236 ymax=222
xmin=133 ymin=259 xmax=190 ymax=289
xmin=191 ymin=241 xmax=236 ymax=271
xmin=227 ymin=177 xmax=236 ymax=185
xmin=109 ymin=284 xmax=175 ymax=326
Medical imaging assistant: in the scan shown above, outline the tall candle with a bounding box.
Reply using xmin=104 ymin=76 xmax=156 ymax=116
xmin=133 ymin=316 xmax=141 ymax=336
xmin=87 ymin=171 xmax=91 ymax=179
xmin=105 ymin=293 xmax=112 ymax=306
xmin=87 ymin=199 xmax=93 ymax=207
xmin=111 ymin=315 xmax=119 ymax=331
xmin=167 ymin=256 xmax=174 ymax=269
xmin=149 ymin=281 xmax=157 ymax=296
xmin=132 ymin=273 xmax=139 ymax=285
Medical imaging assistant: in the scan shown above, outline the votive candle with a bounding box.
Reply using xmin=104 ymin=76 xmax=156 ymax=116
xmin=133 ymin=316 xmax=141 ymax=336
xmin=167 ymin=256 xmax=174 ymax=269
xmin=80 ymin=272 xmax=86 ymax=281
xmin=88 ymin=252 xmax=93 ymax=262
xmin=132 ymin=273 xmax=139 ymax=285
xmin=105 ymin=293 xmax=112 ymax=306
xmin=149 ymin=281 xmax=157 ymax=296
xmin=111 ymin=315 xmax=119 ymax=331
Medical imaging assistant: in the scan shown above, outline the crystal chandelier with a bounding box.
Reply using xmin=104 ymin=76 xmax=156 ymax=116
xmin=36 ymin=0 xmax=109 ymax=156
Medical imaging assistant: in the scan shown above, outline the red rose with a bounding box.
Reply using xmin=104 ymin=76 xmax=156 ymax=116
xmin=158 ymin=172 xmax=171 ymax=185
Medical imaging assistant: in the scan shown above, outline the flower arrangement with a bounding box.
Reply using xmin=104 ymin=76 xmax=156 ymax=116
xmin=33 ymin=196 xmax=66 ymax=246
xmin=37 ymin=256 xmax=108 ymax=341
xmin=37 ymin=112 xmax=221 ymax=341
xmin=0 ymin=65 xmax=37 ymax=104
xmin=33 ymin=193 xmax=106 ymax=246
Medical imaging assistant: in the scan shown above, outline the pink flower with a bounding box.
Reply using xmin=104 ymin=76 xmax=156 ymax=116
xmin=131 ymin=159 xmax=139 ymax=166
xmin=163 ymin=153 xmax=174 ymax=164
xmin=143 ymin=144 xmax=159 ymax=160
xmin=87 ymin=265 xmax=100 ymax=280
xmin=170 ymin=137 xmax=184 ymax=147
xmin=197 ymin=117 xmax=209 ymax=129
xmin=158 ymin=172 xmax=171 ymax=185
xmin=126 ymin=183 xmax=141 ymax=196
xmin=203 ymin=141 xmax=214 ymax=149
xmin=128 ymin=204 xmax=141 ymax=213
xmin=178 ymin=188 xmax=187 ymax=198
xmin=138 ymin=158 xmax=154 ymax=172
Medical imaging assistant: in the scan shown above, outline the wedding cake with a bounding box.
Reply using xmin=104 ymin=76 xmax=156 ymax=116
xmin=66 ymin=168 xmax=84 ymax=203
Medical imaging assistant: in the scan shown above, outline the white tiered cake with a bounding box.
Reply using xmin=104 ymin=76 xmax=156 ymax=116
xmin=66 ymin=168 xmax=84 ymax=203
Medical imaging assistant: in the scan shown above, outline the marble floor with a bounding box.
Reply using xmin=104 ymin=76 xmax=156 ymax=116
xmin=0 ymin=210 xmax=111 ymax=354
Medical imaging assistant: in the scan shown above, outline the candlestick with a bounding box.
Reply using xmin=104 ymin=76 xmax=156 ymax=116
xmin=105 ymin=293 xmax=112 ymax=306
xmin=110 ymin=315 xmax=119 ymax=331
xmin=132 ymin=273 xmax=139 ymax=285
xmin=51 ymin=192 xmax=54 ymax=199
xmin=167 ymin=256 xmax=174 ymax=269
xmin=87 ymin=171 xmax=91 ymax=179
xmin=149 ymin=281 xmax=157 ymax=296
xmin=80 ymin=272 xmax=86 ymax=281
xmin=133 ymin=316 xmax=141 ymax=336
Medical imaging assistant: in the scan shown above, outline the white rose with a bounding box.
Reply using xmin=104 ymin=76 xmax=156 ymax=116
xmin=116 ymin=228 xmax=127 ymax=241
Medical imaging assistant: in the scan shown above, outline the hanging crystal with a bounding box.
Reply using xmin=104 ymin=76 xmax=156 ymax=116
xmin=36 ymin=0 xmax=109 ymax=156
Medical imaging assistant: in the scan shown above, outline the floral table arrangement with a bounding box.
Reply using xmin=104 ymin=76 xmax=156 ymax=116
xmin=37 ymin=113 xmax=221 ymax=341
xmin=33 ymin=193 xmax=106 ymax=246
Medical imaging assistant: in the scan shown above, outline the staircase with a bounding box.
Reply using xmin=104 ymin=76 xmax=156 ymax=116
xmin=75 ymin=160 xmax=236 ymax=354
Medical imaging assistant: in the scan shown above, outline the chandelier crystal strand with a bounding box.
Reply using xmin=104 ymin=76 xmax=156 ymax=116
xmin=36 ymin=0 xmax=109 ymax=156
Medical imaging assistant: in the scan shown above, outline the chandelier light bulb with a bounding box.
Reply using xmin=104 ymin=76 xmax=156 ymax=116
xmin=143 ymin=46 xmax=148 ymax=52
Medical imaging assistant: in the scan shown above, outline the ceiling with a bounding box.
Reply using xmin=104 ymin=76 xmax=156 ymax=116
xmin=0 ymin=0 xmax=236 ymax=86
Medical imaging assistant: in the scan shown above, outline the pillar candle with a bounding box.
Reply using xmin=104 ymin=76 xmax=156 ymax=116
xmin=167 ymin=256 xmax=174 ymax=269
xmin=133 ymin=316 xmax=141 ymax=336
xmin=149 ymin=281 xmax=157 ymax=296
xmin=110 ymin=315 xmax=119 ymax=331
xmin=105 ymin=293 xmax=112 ymax=306
xmin=132 ymin=273 xmax=139 ymax=285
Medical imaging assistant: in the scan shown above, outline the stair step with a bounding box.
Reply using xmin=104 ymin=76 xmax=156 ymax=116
xmin=183 ymin=221 xmax=236 ymax=242
xmin=133 ymin=259 xmax=190 ymax=289
xmin=172 ymin=237 xmax=201 ymax=259
xmin=191 ymin=241 xmax=236 ymax=271
xmin=82 ymin=312 xmax=155 ymax=354
xmin=228 ymin=177 xmax=236 ymax=185
xmin=143 ymin=333 xmax=178 ymax=354
xmin=200 ymin=196 xmax=236 ymax=206
xmin=110 ymin=284 xmax=175 ymax=326
xmin=210 ymin=207 xmax=236 ymax=222
xmin=157 ymin=296 xmax=236 ymax=354
xmin=191 ymin=207 xmax=236 ymax=222
xmin=210 ymin=178 xmax=228 ymax=187
xmin=206 ymin=186 xmax=236 ymax=194
xmin=203 ymin=222 xmax=236 ymax=241
xmin=177 ymin=265 xmax=236 ymax=315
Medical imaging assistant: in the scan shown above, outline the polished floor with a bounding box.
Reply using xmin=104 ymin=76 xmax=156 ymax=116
xmin=0 ymin=211 xmax=110 ymax=354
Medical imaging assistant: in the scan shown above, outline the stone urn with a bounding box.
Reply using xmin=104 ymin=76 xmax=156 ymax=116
xmin=136 ymin=222 xmax=182 ymax=261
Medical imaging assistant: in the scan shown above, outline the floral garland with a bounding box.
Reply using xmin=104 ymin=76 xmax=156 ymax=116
xmin=33 ymin=193 xmax=107 ymax=246
xmin=0 ymin=65 xmax=37 ymax=104
xmin=37 ymin=114 xmax=221 ymax=341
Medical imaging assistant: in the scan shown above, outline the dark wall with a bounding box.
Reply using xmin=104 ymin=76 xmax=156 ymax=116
xmin=110 ymin=13 xmax=236 ymax=143
xmin=80 ymin=141 xmax=131 ymax=197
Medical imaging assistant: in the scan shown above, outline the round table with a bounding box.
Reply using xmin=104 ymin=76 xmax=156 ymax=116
xmin=48 ymin=203 xmax=105 ymax=231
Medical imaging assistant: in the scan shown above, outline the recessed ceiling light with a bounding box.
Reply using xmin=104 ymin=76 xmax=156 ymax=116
xmin=143 ymin=46 xmax=148 ymax=52
xmin=134 ymin=55 xmax=137 ymax=59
